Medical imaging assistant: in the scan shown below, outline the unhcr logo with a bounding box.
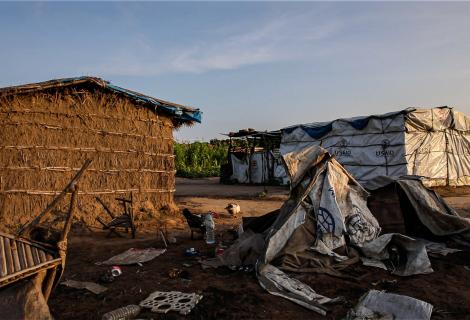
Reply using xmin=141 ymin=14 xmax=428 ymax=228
xmin=333 ymin=139 xmax=352 ymax=157
xmin=376 ymin=139 xmax=394 ymax=157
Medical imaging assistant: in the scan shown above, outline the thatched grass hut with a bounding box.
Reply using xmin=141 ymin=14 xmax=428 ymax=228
xmin=0 ymin=77 xmax=201 ymax=232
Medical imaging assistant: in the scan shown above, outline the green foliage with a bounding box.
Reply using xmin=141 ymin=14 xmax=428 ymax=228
xmin=174 ymin=141 xmax=229 ymax=178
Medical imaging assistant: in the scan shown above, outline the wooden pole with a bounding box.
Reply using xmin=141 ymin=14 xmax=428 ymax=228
xmin=16 ymin=159 xmax=92 ymax=237
xmin=60 ymin=185 xmax=78 ymax=244
xmin=96 ymin=197 xmax=116 ymax=219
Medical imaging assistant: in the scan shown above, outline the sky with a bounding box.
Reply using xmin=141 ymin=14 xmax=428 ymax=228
xmin=1 ymin=1 xmax=470 ymax=141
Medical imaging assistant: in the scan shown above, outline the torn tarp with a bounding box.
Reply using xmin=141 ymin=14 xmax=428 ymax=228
xmin=367 ymin=177 xmax=470 ymax=243
xmin=257 ymin=145 xmax=382 ymax=314
xmin=359 ymin=234 xmax=433 ymax=276
xmin=346 ymin=290 xmax=433 ymax=320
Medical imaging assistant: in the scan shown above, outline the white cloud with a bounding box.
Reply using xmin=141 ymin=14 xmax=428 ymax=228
xmin=85 ymin=10 xmax=342 ymax=76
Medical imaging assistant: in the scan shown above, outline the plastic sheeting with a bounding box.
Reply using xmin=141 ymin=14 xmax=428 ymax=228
xmin=346 ymin=290 xmax=433 ymax=320
xmin=229 ymin=151 xmax=287 ymax=184
xmin=281 ymin=107 xmax=470 ymax=187
xmin=257 ymin=145 xmax=382 ymax=314
xmin=359 ymin=234 xmax=433 ymax=276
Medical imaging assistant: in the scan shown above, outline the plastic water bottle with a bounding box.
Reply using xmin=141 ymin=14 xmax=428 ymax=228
xmin=102 ymin=305 xmax=141 ymax=320
xmin=204 ymin=213 xmax=215 ymax=244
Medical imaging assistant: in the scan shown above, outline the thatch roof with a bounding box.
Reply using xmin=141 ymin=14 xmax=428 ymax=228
xmin=0 ymin=76 xmax=202 ymax=124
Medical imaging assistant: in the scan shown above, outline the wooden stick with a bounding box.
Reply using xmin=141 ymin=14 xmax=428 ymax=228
xmin=160 ymin=231 xmax=168 ymax=248
xmin=16 ymin=159 xmax=92 ymax=237
xmin=96 ymin=197 xmax=115 ymax=219
xmin=43 ymin=267 xmax=57 ymax=302
xmin=3 ymin=238 xmax=13 ymax=274
xmin=60 ymin=185 xmax=78 ymax=244
xmin=96 ymin=217 xmax=109 ymax=229
xmin=24 ymin=243 xmax=34 ymax=267
xmin=11 ymin=241 xmax=21 ymax=273
xmin=0 ymin=237 xmax=6 ymax=277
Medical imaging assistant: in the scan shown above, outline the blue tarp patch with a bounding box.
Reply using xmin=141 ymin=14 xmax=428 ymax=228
xmin=283 ymin=110 xmax=411 ymax=139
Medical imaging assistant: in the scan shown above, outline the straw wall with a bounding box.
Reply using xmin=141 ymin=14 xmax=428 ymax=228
xmin=0 ymin=87 xmax=176 ymax=232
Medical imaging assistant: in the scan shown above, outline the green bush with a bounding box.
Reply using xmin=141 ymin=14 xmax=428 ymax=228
xmin=174 ymin=141 xmax=228 ymax=178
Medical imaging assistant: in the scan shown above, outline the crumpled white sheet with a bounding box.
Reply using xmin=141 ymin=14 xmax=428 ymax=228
xmin=359 ymin=233 xmax=433 ymax=276
xmin=346 ymin=290 xmax=433 ymax=320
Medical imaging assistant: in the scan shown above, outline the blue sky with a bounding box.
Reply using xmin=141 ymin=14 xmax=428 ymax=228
xmin=1 ymin=2 xmax=469 ymax=141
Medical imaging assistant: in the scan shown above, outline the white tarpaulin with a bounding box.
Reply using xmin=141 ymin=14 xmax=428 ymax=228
xmin=229 ymin=151 xmax=288 ymax=185
xmin=281 ymin=107 xmax=470 ymax=187
xmin=257 ymin=145 xmax=383 ymax=314
xmin=346 ymin=290 xmax=433 ymax=320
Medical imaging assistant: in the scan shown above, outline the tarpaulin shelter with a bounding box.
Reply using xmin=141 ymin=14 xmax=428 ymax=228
xmin=281 ymin=107 xmax=470 ymax=188
xmin=220 ymin=129 xmax=288 ymax=185
xmin=367 ymin=176 xmax=470 ymax=243
xmin=255 ymin=145 xmax=382 ymax=314
xmin=210 ymin=145 xmax=469 ymax=315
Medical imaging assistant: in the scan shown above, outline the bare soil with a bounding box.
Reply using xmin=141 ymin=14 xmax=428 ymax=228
xmin=48 ymin=179 xmax=470 ymax=319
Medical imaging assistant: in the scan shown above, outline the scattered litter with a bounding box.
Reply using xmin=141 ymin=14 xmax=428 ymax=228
xmin=215 ymin=247 xmax=225 ymax=256
xmin=182 ymin=262 xmax=193 ymax=268
xmin=464 ymin=266 xmax=470 ymax=272
xmin=140 ymin=290 xmax=203 ymax=315
xmin=110 ymin=266 xmax=122 ymax=277
xmin=102 ymin=304 xmax=141 ymax=320
xmin=61 ymin=280 xmax=107 ymax=295
xmin=209 ymin=211 xmax=220 ymax=219
xmin=168 ymin=268 xmax=191 ymax=280
xmin=168 ymin=268 xmax=182 ymax=279
xmin=260 ymin=264 xmax=331 ymax=316
xmin=346 ymin=290 xmax=433 ymax=320
xmin=184 ymin=248 xmax=199 ymax=257
xmin=169 ymin=236 xmax=178 ymax=244
xmin=204 ymin=213 xmax=216 ymax=244
xmin=97 ymin=248 xmax=166 ymax=266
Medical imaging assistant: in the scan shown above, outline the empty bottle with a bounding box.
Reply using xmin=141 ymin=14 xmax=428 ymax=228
xmin=102 ymin=305 xmax=141 ymax=320
xmin=204 ymin=213 xmax=215 ymax=244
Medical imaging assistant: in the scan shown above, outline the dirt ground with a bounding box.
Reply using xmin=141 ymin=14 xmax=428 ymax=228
xmin=48 ymin=178 xmax=470 ymax=319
